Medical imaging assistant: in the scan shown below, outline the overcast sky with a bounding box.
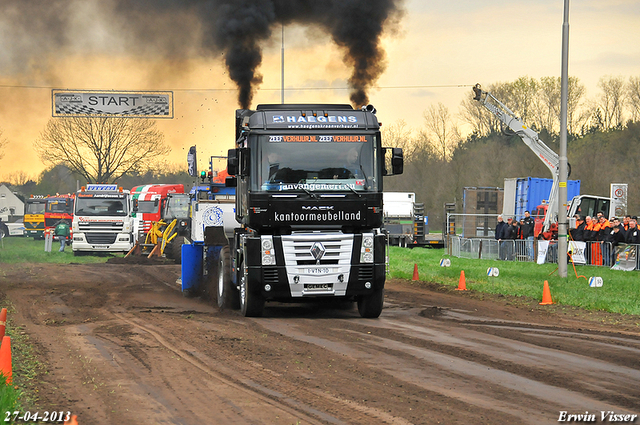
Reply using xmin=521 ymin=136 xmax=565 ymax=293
xmin=1 ymin=0 xmax=639 ymax=179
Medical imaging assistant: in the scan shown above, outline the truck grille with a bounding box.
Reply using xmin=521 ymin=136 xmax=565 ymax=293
xmin=86 ymin=233 xmax=118 ymax=244
xmin=281 ymin=233 xmax=353 ymax=266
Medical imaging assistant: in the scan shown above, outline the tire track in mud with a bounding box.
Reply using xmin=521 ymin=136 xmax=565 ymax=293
xmin=255 ymin=302 xmax=640 ymax=425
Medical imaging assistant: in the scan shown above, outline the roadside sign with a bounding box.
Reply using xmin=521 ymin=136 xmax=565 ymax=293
xmin=52 ymin=90 xmax=173 ymax=118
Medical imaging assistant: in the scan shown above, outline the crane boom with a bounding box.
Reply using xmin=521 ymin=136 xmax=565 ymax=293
xmin=472 ymin=84 xmax=560 ymax=232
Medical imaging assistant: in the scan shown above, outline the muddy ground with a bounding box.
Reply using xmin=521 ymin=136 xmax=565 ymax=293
xmin=1 ymin=262 xmax=639 ymax=425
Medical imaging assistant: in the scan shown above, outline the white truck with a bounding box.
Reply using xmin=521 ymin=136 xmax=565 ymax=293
xmin=72 ymin=184 xmax=134 ymax=255
xmin=383 ymin=192 xmax=419 ymax=247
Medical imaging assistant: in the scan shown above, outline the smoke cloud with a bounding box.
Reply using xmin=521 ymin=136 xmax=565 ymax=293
xmin=2 ymin=0 xmax=403 ymax=109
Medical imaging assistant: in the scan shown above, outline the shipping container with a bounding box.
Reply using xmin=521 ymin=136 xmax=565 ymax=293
xmin=502 ymin=177 xmax=580 ymax=220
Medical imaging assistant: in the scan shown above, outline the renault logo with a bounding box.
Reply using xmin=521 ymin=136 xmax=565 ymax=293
xmin=310 ymin=242 xmax=326 ymax=262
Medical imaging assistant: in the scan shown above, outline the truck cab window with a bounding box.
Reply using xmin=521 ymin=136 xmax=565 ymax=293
xmin=256 ymin=135 xmax=378 ymax=192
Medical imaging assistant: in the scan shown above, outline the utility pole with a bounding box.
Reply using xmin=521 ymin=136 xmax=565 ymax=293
xmin=558 ymin=0 xmax=570 ymax=278
xmin=281 ymin=25 xmax=285 ymax=104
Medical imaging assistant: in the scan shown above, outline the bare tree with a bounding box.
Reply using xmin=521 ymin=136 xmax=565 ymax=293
xmin=5 ymin=170 xmax=32 ymax=187
xmin=508 ymin=76 xmax=539 ymax=125
xmin=596 ymin=75 xmax=626 ymax=130
xmin=35 ymin=116 xmax=171 ymax=183
xmin=421 ymin=103 xmax=460 ymax=160
xmin=382 ymin=119 xmax=419 ymax=159
xmin=627 ymin=76 xmax=640 ymax=122
xmin=459 ymin=93 xmax=493 ymax=137
xmin=536 ymin=76 xmax=587 ymax=135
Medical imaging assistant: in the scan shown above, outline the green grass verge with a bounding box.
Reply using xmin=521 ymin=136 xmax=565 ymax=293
xmin=0 ymin=302 xmax=47 ymax=424
xmin=0 ymin=236 xmax=118 ymax=264
xmin=389 ymin=246 xmax=640 ymax=315
xmin=0 ymin=373 xmax=20 ymax=419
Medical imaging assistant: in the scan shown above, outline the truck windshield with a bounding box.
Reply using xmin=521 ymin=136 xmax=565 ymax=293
xmin=26 ymin=201 xmax=46 ymax=214
xmin=46 ymin=199 xmax=73 ymax=214
xmin=75 ymin=196 xmax=128 ymax=217
xmin=255 ymin=134 xmax=378 ymax=192
xmin=165 ymin=195 xmax=190 ymax=219
xmin=136 ymin=200 xmax=159 ymax=214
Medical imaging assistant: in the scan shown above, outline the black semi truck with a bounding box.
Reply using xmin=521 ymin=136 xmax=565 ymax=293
xmin=202 ymin=103 xmax=403 ymax=318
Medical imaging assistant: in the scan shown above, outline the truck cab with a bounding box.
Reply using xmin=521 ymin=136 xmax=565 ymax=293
xmin=211 ymin=104 xmax=403 ymax=318
xmin=72 ymin=184 xmax=133 ymax=255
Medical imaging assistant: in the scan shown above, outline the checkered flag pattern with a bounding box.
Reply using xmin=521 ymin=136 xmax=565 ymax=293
xmin=55 ymin=103 xmax=170 ymax=117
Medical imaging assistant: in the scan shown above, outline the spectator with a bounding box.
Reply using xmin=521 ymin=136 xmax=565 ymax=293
xmin=495 ymin=215 xmax=509 ymax=260
xmin=54 ymin=219 xmax=71 ymax=253
xmin=626 ymin=217 xmax=639 ymax=244
xmin=570 ymin=215 xmax=585 ymax=242
xmin=521 ymin=211 xmax=535 ymax=260
xmin=597 ymin=216 xmax=612 ymax=266
xmin=583 ymin=216 xmax=595 ymax=264
xmin=495 ymin=215 xmax=507 ymax=240
xmin=583 ymin=216 xmax=595 ymax=241
xmin=623 ymin=215 xmax=631 ymax=231
xmin=504 ymin=217 xmax=518 ymax=260
xmin=604 ymin=218 xmax=626 ymax=265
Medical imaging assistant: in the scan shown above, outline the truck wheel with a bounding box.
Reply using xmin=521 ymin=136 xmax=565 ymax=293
xmin=171 ymin=236 xmax=184 ymax=264
xmin=217 ymin=245 xmax=240 ymax=310
xmin=357 ymin=287 xmax=384 ymax=318
xmin=0 ymin=223 xmax=8 ymax=239
xmin=239 ymin=259 xmax=264 ymax=317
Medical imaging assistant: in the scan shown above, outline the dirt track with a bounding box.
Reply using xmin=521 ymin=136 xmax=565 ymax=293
xmin=1 ymin=262 xmax=639 ymax=424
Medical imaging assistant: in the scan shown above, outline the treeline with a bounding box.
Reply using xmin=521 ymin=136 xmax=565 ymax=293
xmin=384 ymin=121 xmax=640 ymax=227
xmin=382 ymin=75 xmax=640 ymax=227
xmin=1 ymin=162 xmax=195 ymax=202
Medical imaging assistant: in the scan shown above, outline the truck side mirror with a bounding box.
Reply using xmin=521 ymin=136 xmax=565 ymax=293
xmin=391 ymin=148 xmax=404 ymax=175
xmin=132 ymin=199 xmax=138 ymax=212
xmin=227 ymin=147 xmax=250 ymax=177
xmin=227 ymin=148 xmax=239 ymax=175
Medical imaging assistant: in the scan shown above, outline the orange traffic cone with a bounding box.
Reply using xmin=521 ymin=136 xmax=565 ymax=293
xmin=0 ymin=308 xmax=6 ymax=340
xmin=64 ymin=414 xmax=79 ymax=425
xmin=455 ymin=270 xmax=467 ymax=291
xmin=412 ymin=264 xmax=419 ymax=281
xmin=0 ymin=335 xmax=12 ymax=384
xmin=539 ymin=280 xmax=554 ymax=305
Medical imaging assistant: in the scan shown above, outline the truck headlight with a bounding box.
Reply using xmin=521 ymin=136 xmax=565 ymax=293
xmin=360 ymin=233 xmax=374 ymax=263
xmin=261 ymin=236 xmax=276 ymax=265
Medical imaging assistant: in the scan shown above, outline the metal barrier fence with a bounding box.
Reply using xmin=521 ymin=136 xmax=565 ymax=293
xmin=448 ymin=236 xmax=640 ymax=270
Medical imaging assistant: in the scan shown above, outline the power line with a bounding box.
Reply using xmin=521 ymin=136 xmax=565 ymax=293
xmin=0 ymin=83 xmax=474 ymax=91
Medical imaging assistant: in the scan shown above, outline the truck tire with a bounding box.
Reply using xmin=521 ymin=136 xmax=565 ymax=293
xmin=357 ymin=287 xmax=384 ymax=318
xmin=239 ymin=259 xmax=264 ymax=317
xmin=170 ymin=236 xmax=185 ymax=264
xmin=0 ymin=223 xmax=7 ymax=239
xmin=217 ymin=245 xmax=240 ymax=310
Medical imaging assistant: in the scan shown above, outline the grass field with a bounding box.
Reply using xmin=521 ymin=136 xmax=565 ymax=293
xmin=0 ymin=236 xmax=116 ymax=264
xmin=389 ymin=246 xmax=640 ymax=316
xmin=1 ymin=236 xmax=639 ymax=315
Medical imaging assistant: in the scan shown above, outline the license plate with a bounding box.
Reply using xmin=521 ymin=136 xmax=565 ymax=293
xmin=93 ymin=245 xmax=108 ymax=249
xmin=305 ymin=283 xmax=332 ymax=290
xmin=306 ymin=267 xmax=330 ymax=275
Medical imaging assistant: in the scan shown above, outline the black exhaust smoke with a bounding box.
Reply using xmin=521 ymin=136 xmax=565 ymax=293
xmin=4 ymin=0 xmax=403 ymax=109
xmin=118 ymin=0 xmax=404 ymax=108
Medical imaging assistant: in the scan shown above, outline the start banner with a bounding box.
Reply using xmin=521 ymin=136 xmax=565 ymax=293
xmin=52 ymin=90 xmax=173 ymax=118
